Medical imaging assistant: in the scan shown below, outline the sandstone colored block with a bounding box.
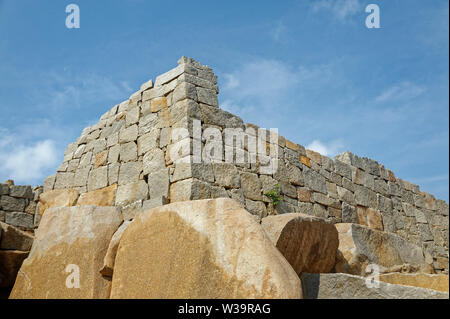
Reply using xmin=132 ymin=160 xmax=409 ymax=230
xmin=39 ymin=189 xmax=79 ymax=216
xmin=297 ymin=188 xmax=311 ymax=202
xmin=77 ymin=184 xmax=118 ymax=206
xmin=94 ymin=150 xmax=108 ymax=168
xmin=378 ymin=273 xmax=449 ymax=293
xmin=357 ymin=206 xmax=384 ymax=231
xmin=10 ymin=206 xmax=122 ymax=299
xmin=261 ymin=213 xmax=338 ymax=274
xmin=300 ymin=155 xmax=311 ymax=167
xmin=0 ymin=222 xmax=34 ymax=251
xmin=110 ymin=198 xmax=301 ymax=298
xmin=306 ymin=149 xmax=322 ymax=165
xmin=285 ymin=140 xmax=297 ymax=151
xmin=301 ymin=273 xmax=449 ymax=299
xmin=150 ymin=97 xmax=167 ymax=113
xmin=334 ymin=223 xmax=430 ymax=276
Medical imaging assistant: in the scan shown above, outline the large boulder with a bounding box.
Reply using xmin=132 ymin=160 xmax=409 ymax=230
xmin=110 ymin=198 xmax=302 ymax=298
xmin=261 ymin=213 xmax=338 ymax=274
xmin=301 ymin=273 xmax=449 ymax=299
xmin=9 ymin=205 xmax=122 ymax=299
xmin=0 ymin=222 xmax=34 ymax=251
xmin=378 ymin=273 xmax=449 ymax=293
xmin=334 ymin=223 xmax=431 ymax=275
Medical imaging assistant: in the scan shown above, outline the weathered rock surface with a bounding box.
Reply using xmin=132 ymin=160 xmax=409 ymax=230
xmin=9 ymin=205 xmax=122 ymax=299
xmin=110 ymin=198 xmax=302 ymax=298
xmin=334 ymin=223 xmax=431 ymax=275
xmin=261 ymin=213 xmax=338 ymax=274
xmin=301 ymin=273 xmax=449 ymax=299
xmin=100 ymin=220 xmax=131 ymax=277
xmin=39 ymin=189 xmax=79 ymax=216
xmin=0 ymin=222 xmax=34 ymax=251
xmin=378 ymin=273 xmax=449 ymax=293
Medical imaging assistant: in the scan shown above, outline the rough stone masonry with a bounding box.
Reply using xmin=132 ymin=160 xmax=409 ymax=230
xmin=40 ymin=56 xmax=449 ymax=274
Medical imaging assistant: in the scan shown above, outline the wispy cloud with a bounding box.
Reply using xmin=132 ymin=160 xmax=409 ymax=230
xmin=306 ymin=139 xmax=345 ymax=157
xmin=310 ymin=0 xmax=361 ymax=21
xmin=375 ymin=81 xmax=425 ymax=103
xmin=34 ymin=70 xmax=133 ymax=111
xmin=220 ymin=58 xmax=338 ymax=115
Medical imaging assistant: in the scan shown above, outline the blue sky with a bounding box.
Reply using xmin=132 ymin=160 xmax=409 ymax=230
xmin=0 ymin=0 xmax=448 ymax=201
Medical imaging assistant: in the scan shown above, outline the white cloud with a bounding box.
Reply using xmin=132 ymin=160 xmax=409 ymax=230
xmin=306 ymin=139 xmax=345 ymax=157
xmin=311 ymin=0 xmax=361 ymax=21
xmin=0 ymin=139 xmax=59 ymax=184
xmin=375 ymin=81 xmax=425 ymax=103
xmin=0 ymin=125 xmax=63 ymax=185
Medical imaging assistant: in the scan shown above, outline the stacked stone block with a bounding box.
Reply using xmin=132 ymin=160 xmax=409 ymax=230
xmin=0 ymin=180 xmax=42 ymax=231
xmin=43 ymin=57 xmax=449 ymax=274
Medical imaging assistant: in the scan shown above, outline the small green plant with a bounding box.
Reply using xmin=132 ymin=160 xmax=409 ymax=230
xmin=265 ymin=184 xmax=282 ymax=206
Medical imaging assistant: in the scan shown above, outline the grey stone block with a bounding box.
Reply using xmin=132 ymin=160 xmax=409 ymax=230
xmin=148 ymin=168 xmax=170 ymax=200
xmin=303 ymin=167 xmax=327 ymax=195
xmin=301 ymin=273 xmax=448 ymax=299
xmin=88 ymin=166 xmax=108 ymax=191
xmin=355 ymin=185 xmax=376 ymax=208
xmin=0 ymin=184 xmax=10 ymax=195
xmin=212 ymin=163 xmax=240 ymax=188
xmin=118 ymin=162 xmax=142 ymax=185
xmin=120 ymin=142 xmax=138 ymax=162
xmin=334 ymin=160 xmax=352 ymax=180
xmin=240 ymin=172 xmax=262 ymax=201
xmin=1 ymin=196 xmax=26 ymax=212
xmin=5 ymin=212 xmax=34 ymax=229
xmin=342 ymin=202 xmax=358 ymax=223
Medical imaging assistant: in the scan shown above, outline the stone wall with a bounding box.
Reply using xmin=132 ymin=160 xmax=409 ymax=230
xmin=0 ymin=181 xmax=41 ymax=231
xmin=42 ymin=57 xmax=449 ymax=274
xmin=0 ymin=180 xmax=40 ymax=295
